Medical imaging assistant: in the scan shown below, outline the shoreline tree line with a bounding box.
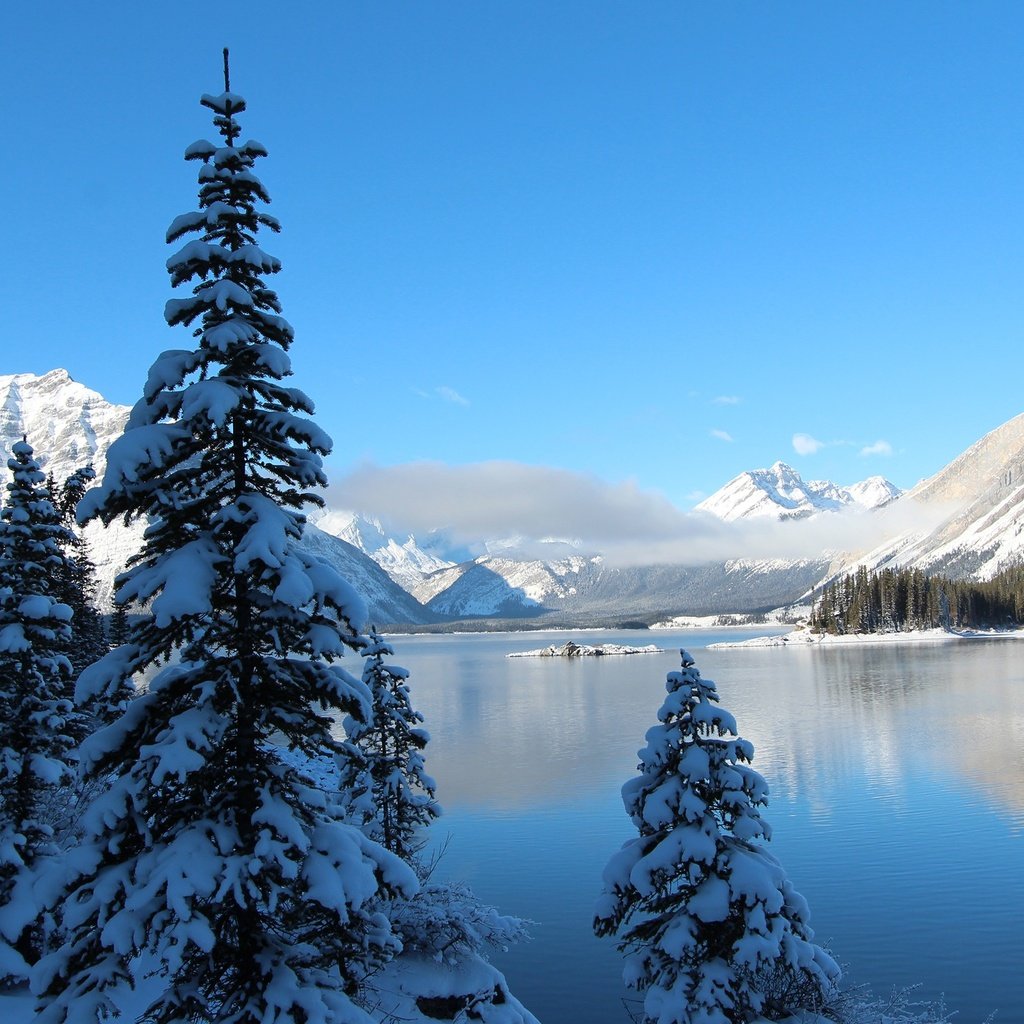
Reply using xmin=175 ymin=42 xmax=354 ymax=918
xmin=810 ymin=563 xmax=1024 ymax=635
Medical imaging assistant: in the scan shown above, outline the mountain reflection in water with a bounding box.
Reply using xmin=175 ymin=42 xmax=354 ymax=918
xmin=355 ymin=629 xmax=1023 ymax=1024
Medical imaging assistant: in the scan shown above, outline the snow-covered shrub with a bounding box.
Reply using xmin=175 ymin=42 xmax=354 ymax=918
xmin=595 ymin=649 xmax=840 ymax=1023
xmin=826 ymin=981 xmax=959 ymax=1024
xmin=33 ymin=64 xmax=416 ymax=1024
xmin=388 ymin=875 xmax=530 ymax=968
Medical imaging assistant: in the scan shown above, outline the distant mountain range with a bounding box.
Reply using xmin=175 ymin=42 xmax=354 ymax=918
xmin=3 ymin=369 xmax=1024 ymax=627
xmin=0 ymin=371 xmax=436 ymax=625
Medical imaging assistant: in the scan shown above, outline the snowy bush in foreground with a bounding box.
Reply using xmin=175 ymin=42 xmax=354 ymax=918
xmin=0 ymin=441 xmax=77 ymax=980
xmin=595 ymin=650 xmax=840 ymax=1024
xmin=33 ymin=65 xmax=415 ymax=1024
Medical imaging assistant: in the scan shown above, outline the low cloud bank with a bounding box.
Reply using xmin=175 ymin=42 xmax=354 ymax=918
xmin=326 ymin=461 xmax=949 ymax=568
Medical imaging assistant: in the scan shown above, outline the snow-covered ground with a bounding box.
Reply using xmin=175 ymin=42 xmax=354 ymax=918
xmin=649 ymin=605 xmax=811 ymax=630
xmin=710 ymin=626 xmax=1024 ymax=648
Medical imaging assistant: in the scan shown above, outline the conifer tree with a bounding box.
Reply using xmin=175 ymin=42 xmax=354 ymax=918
xmin=53 ymin=468 xmax=108 ymax=683
xmin=106 ymin=604 xmax=130 ymax=648
xmin=0 ymin=441 xmax=76 ymax=979
xmin=340 ymin=629 xmax=439 ymax=860
xmin=34 ymin=59 xmax=415 ymax=1024
xmin=339 ymin=633 xmax=537 ymax=1023
xmin=594 ymin=650 xmax=840 ymax=1024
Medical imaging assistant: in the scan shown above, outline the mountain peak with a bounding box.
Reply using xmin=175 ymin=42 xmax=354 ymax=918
xmin=0 ymin=369 xmax=130 ymax=483
xmin=698 ymin=462 xmax=902 ymax=522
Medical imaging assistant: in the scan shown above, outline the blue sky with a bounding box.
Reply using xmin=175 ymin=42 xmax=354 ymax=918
xmin=4 ymin=2 xmax=1023 ymax=526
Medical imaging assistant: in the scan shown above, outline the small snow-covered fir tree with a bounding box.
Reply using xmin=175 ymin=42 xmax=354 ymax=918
xmin=52 ymin=466 xmax=131 ymax=728
xmin=336 ymin=632 xmax=536 ymax=1022
xmin=34 ymin=58 xmax=416 ymax=1024
xmin=340 ymin=629 xmax=440 ymax=859
xmin=594 ymin=650 xmax=840 ymax=1024
xmin=52 ymin=467 xmax=108 ymax=691
xmin=0 ymin=441 xmax=76 ymax=980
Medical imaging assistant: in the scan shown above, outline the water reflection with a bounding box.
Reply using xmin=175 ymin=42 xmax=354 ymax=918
xmin=375 ymin=630 xmax=1023 ymax=1024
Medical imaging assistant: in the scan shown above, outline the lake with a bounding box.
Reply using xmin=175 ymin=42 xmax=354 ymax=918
xmin=381 ymin=628 xmax=1024 ymax=1023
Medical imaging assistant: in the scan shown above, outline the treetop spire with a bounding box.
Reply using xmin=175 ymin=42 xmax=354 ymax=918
xmin=222 ymin=46 xmax=230 ymax=92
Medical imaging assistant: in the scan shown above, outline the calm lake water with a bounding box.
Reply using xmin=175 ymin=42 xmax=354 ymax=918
xmin=384 ymin=628 xmax=1024 ymax=1023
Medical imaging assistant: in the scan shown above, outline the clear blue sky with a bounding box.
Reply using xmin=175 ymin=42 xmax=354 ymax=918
xmin=4 ymin=2 xmax=1023 ymax=519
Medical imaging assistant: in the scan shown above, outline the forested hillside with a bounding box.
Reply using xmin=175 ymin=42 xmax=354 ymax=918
xmin=810 ymin=563 xmax=1024 ymax=634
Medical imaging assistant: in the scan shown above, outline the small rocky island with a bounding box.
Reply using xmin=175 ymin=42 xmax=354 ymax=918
xmin=507 ymin=640 xmax=662 ymax=659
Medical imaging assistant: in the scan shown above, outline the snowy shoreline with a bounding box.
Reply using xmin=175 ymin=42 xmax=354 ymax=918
xmin=507 ymin=641 xmax=662 ymax=658
xmin=709 ymin=626 xmax=1024 ymax=649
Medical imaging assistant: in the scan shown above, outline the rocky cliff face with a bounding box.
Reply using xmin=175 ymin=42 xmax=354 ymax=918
xmin=0 ymin=369 xmax=130 ymax=483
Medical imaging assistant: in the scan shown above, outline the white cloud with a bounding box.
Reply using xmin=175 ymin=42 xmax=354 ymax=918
xmin=710 ymin=429 xmax=733 ymax=442
xmin=326 ymin=460 xmax=948 ymax=568
xmin=792 ymin=433 xmax=825 ymax=456
xmin=412 ymin=385 xmax=470 ymax=405
xmin=435 ymin=386 xmax=469 ymax=406
xmin=860 ymin=440 xmax=893 ymax=457
xmin=713 ymin=395 xmax=741 ymax=405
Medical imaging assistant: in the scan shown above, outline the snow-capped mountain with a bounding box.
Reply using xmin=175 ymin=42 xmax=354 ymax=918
xmin=829 ymin=412 xmax=1024 ymax=581
xmin=0 ymin=370 xmax=436 ymax=625
xmin=297 ymin=526 xmax=439 ymax=626
xmin=0 ymin=369 xmax=130 ymax=483
xmin=314 ymin=510 xmax=457 ymax=593
xmin=0 ymin=370 xmax=140 ymax=611
xmin=418 ymin=555 xmax=598 ymax=617
xmin=410 ymin=554 xmax=829 ymax=620
xmin=696 ymin=461 xmax=901 ymax=522
xmin=11 ymin=367 xmax=1024 ymax=623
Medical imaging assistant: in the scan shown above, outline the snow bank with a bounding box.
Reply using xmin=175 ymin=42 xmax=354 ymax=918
xmin=709 ymin=626 xmax=1024 ymax=649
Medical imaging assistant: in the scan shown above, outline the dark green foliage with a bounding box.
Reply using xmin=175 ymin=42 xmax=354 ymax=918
xmin=107 ymin=605 xmax=130 ymax=648
xmin=53 ymin=468 xmax=108 ymax=677
xmin=0 ymin=441 xmax=77 ymax=976
xmin=810 ymin=563 xmax=1024 ymax=634
xmin=34 ymin=76 xmax=414 ymax=1024
xmin=340 ymin=629 xmax=440 ymax=860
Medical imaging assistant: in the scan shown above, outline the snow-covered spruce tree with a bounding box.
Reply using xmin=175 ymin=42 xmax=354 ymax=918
xmin=106 ymin=604 xmax=130 ymax=648
xmin=53 ymin=466 xmax=134 ymax=728
xmin=53 ymin=467 xmax=109 ymax=687
xmin=33 ymin=63 xmax=416 ymax=1024
xmin=340 ymin=629 xmax=440 ymax=859
xmin=594 ymin=650 xmax=840 ymax=1024
xmin=0 ymin=441 xmax=76 ymax=980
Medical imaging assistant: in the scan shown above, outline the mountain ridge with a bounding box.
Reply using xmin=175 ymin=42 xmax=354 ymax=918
xmin=3 ymin=369 xmax=1022 ymax=625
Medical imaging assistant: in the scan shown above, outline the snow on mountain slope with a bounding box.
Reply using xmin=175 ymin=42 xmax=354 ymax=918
xmin=831 ymin=412 xmax=1024 ymax=581
xmin=845 ymin=476 xmax=902 ymax=509
xmin=297 ymin=526 xmax=438 ymax=626
xmin=315 ymin=510 xmax=456 ymax=592
xmin=0 ymin=369 xmax=129 ymax=482
xmin=0 ymin=371 xmax=436 ymax=622
xmin=0 ymin=371 xmax=139 ymax=609
xmin=697 ymin=461 xmax=901 ymax=522
xmin=420 ymin=556 xmax=595 ymax=618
